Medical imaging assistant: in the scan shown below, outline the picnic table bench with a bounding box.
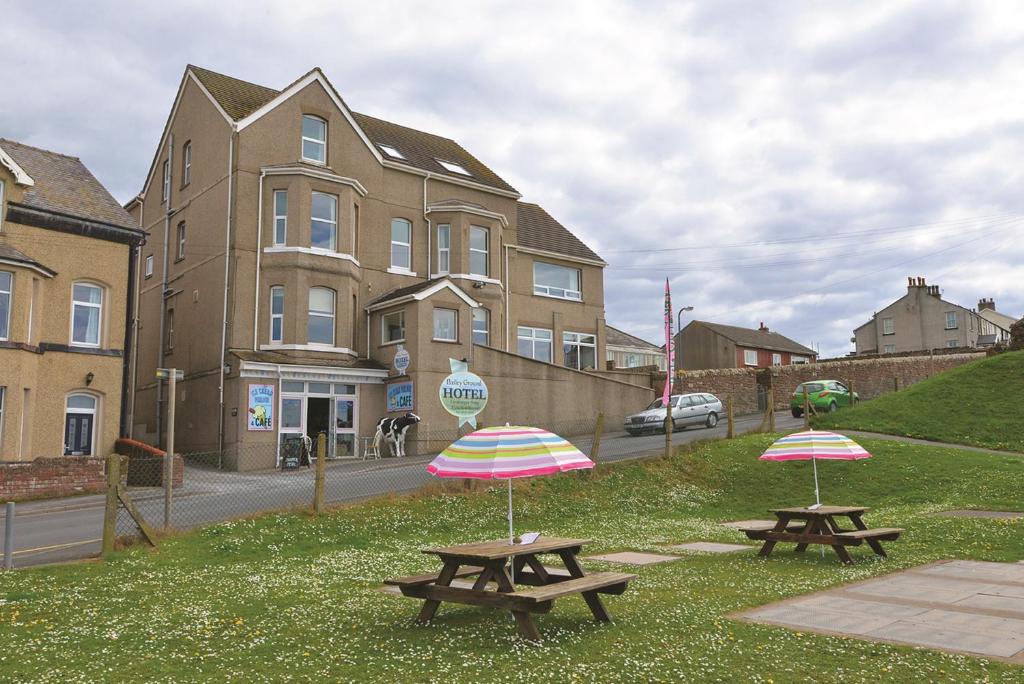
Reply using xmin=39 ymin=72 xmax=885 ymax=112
xmin=386 ymin=536 xmax=635 ymax=641
xmin=739 ymin=506 xmax=902 ymax=565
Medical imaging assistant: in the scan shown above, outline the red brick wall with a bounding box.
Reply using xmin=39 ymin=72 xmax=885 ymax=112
xmin=0 ymin=457 xmax=106 ymax=502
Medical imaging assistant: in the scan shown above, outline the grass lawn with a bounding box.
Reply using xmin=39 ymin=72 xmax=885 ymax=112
xmin=2 ymin=434 xmax=1024 ymax=682
xmin=815 ymin=350 xmax=1024 ymax=453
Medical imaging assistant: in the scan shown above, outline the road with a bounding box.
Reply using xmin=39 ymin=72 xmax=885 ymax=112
xmin=1 ymin=411 xmax=802 ymax=568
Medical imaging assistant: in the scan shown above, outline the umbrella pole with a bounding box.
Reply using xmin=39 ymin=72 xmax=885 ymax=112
xmin=812 ymin=454 xmax=821 ymax=506
xmin=507 ymin=478 xmax=515 ymax=584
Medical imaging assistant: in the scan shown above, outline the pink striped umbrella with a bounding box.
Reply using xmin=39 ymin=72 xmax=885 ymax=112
xmin=760 ymin=430 xmax=871 ymax=507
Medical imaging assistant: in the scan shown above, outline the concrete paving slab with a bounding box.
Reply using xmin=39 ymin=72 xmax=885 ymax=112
xmin=917 ymin=560 xmax=1024 ymax=584
xmin=796 ymin=595 xmax=929 ymax=619
xmin=866 ymin=620 xmax=1024 ymax=658
xmin=956 ymin=593 xmax=1024 ymax=616
xmin=586 ymin=551 xmax=681 ymax=565
xmin=935 ymin=509 xmax=1024 ymax=520
xmin=847 ymin=577 xmax=994 ymax=604
xmin=749 ymin=605 xmax=899 ymax=636
xmin=915 ymin=608 xmax=1024 ymax=638
xmin=670 ymin=542 xmax=754 ymax=554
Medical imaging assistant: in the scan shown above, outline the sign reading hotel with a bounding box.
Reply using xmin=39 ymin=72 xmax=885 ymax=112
xmin=439 ymin=358 xmax=488 ymax=428
xmin=247 ymin=384 xmax=274 ymax=431
xmin=393 ymin=345 xmax=411 ymax=374
xmin=387 ymin=381 xmax=414 ymax=412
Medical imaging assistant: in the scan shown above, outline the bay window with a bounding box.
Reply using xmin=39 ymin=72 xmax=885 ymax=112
xmin=274 ymin=190 xmax=288 ymax=245
xmin=472 ymin=308 xmax=489 ymax=345
xmin=0 ymin=271 xmax=10 ymax=340
xmin=308 ymin=287 xmax=335 ymax=345
xmin=382 ymin=310 xmax=405 ymax=344
xmin=436 ymin=224 xmax=450 ymax=274
xmin=311 ymin=192 xmax=337 ymax=251
xmin=270 ymin=286 xmax=284 ymax=343
xmin=469 ymin=226 xmax=489 ymax=276
xmin=433 ymin=308 xmax=457 ymax=342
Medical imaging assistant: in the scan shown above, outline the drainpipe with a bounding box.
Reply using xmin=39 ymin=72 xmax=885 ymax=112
xmin=424 ymin=174 xmax=431 ymax=278
xmin=156 ymin=134 xmax=173 ymax=447
xmin=119 ymin=238 xmax=141 ymax=437
xmin=217 ymin=128 xmax=236 ymax=454
xmin=127 ymin=227 xmax=144 ymax=437
xmin=504 ymin=243 xmax=511 ymax=351
xmin=252 ymin=169 xmax=267 ymax=351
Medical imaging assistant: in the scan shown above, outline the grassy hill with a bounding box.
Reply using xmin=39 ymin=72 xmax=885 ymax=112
xmin=816 ymin=350 xmax=1024 ymax=452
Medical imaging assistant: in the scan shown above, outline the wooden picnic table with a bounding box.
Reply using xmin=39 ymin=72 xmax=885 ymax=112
xmin=385 ymin=536 xmax=635 ymax=641
xmin=740 ymin=506 xmax=902 ymax=565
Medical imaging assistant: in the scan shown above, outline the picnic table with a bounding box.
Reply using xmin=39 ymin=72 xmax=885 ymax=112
xmin=740 ymin=506 xmax=902 ymax=565
xmin=385 ymin=536 xmax=635 ymax=641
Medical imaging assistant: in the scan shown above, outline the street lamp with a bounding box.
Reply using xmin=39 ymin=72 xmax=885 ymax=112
xmin=676 ymin=306 xmax=694 ymax=334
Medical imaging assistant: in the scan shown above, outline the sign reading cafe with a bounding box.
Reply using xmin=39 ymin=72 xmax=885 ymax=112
xmin=247 ymin=384 xmax=275 ymax=431
xmin=439 ymin=358 xmax=488 ymax=428
xmin=387 ymin=381 xmax=414 ymax=412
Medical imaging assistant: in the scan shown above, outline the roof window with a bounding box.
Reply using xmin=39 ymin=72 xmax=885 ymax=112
xmin=379 ymin=144 xmax=404 ymax=159
xmin=435 ymin=158 xmax=470 ymax=175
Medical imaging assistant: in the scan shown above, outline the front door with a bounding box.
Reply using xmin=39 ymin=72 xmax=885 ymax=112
xmin=306 ymin=397 xmax=331 ymax=456
xmin=64 ymin=413 xmax=93 ymax=455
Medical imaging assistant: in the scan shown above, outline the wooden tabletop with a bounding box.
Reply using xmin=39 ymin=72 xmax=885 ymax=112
xmin=423 ymin=537 xmax=590 ymax=560
xmin=771 ymin=506 xmax=868 ymax=515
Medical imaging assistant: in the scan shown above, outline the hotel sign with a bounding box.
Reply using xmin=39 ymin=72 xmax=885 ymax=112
xmin=439 ymin=359 xmax=488 ymax=428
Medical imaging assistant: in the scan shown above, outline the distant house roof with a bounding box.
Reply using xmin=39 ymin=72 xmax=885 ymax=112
xmin=188 ymin=65 xmax=517 ymax=194
xmin=692 ymin=321 xmax=816 ymax=356
xmin=606 ymin=325 xmax=661 ymax=351
xmin=0 ymin=138 xmax=137 ymax=230
xmin=979 ymin=308 xmax=1017 ymax=332
xmin=516 ymin=202 xmax=604 ymax=264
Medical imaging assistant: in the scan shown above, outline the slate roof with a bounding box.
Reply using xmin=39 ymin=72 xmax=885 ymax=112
xmin=516 ymin=202 xmax=604 ymax=263
xmin=0 ymin=242 xmax=56 ymax=276
xmin=366 ymin=278 xmax=449 ymax=308
xmin=692 ymin=321 xmax=816 ymax=356
xmin=230 ymin=348 xmax=387 ymax=371
xmin=187 ymin=66 xmax=517 ymax=194
xmin=0 ymin=139 xmax=137 ymax=230
xmin=606 ymin=325 xmax=661 ymax=351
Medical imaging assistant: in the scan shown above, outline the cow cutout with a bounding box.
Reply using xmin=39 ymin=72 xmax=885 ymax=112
xmin=374 ymin=413 xmax=421 ymax=458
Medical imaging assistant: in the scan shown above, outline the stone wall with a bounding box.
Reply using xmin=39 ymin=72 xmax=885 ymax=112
xmin=0 ymin=457 xmax=106 ymax=502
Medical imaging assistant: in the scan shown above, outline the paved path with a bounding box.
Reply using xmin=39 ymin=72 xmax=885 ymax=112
xmin=1 ymin=412 xmax=802 ymax=569
xmin=839 ymin=430 xmax=1024 ymax=458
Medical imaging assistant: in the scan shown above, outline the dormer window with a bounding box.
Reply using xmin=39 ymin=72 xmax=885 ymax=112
xmin=301 ymin=115 xmax=327 ymax=164
xmin=378 ymin=144 xmax=404 ymax=159
xmin=435 ymin=158 xmax=469 ymax=175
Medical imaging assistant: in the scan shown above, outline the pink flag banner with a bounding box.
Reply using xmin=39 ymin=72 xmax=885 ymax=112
xmin=662 ymin=278 xmax=673 ymax=405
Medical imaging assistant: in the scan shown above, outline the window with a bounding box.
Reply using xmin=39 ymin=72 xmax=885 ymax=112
xmin=382 ymin=310 xmax=405 ymax=344
xmin=71 ymin=282 xmax=102 ymax=346
xmin=518 ymin=326 xmax=552 ymax=363
xmin=0 ymin=179 xmax=5 ymax=226
xmin=270 ymin=286 xmax=284 ymax=343
xmin=175 ymin=221 xmax=186 ymax=261
xmin=882 ymin=317 xmax=894 ymax=335
xmin=792 ymin=355 xmax=808 ymax=364
xmin=563 ymin=332 xmax=597 ymax=370
xmin=472 ymin=308 xmax=489 ymax=345
xmin=161 ymin=159 xmax=170 ymax=202
xmin=64 ymin=393 xmax=97 ymax=456
xmin=144 ymin=255 xmax=154 ymax=278
xmin=273 ymin=190 xmax=288 ymax=246
xmin=390 ymin=218 xmax=412 ymax=270
xmin=0 ymin=271 xmax=10 ymax=341
xmin=433 ymin=308 xmax=457 ymax=341
xmin=182 ymin=141 xmax=192 ymax=186
xmin=311 ymin=192 xmax=337 ymax=251
xmin=533 ymin=262 xmax=581 ymax=300
xmin=301 ymin=115 xmax=327 ymax=163
xmin=308 ymin=287 xmax=335 ymax=345
xmin=743 ymin=349 xmax=757 ymax=366
xmin=469 ymin=226 xmax=489 ymax=276
xmin=435 ymin=158 xmax=469 ymax=175
xmin=946 ymin=339 xmax=959 ymax=348
xmin=883 ymin=344 xmax=896 ymax=354
xmin=379 ymin=144 xmax=404 ymax=159
xmin=945 ymin=311 xmax=958 ymax=330
xmin=166 ymin=308 xmax=175 ymax=351
xmin=624 ymin=353 xmax=640 ymax=368
xmin=436 ymin=224 xmax=450 ymax=274
xmin=351 ymin=202 xmax=359 ymax=256
xmin=771 ymin=352 xmax=782 ymax=366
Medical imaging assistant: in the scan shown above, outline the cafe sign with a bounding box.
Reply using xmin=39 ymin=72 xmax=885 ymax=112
xmin=439 ymin=358 xmax=488 ymax=428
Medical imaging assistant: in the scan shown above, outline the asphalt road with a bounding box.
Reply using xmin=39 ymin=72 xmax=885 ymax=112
xmin=1 ymin=411 xmax=802 ymax=568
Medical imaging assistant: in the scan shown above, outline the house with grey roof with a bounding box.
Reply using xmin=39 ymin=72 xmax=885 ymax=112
xmin=676 ymin=320 xmax=817 ymax=370
xmin=605 ymin=324 xmax=666 ymax=370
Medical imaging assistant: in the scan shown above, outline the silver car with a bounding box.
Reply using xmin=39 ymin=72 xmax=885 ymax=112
xmin=624 ymin=393 xmax=723 ymax=436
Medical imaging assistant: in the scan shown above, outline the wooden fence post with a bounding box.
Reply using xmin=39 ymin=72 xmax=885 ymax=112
xmin=314 ymin=432 xmax=326 ymax=515
xmin=590 ymin=413 xmax=605 ymax=462
xmin=102 ymin=454 xmax=120 ymax=554
xmin=893 ymin=376 xmax=899 ymax=392
xmin=664 ymin=414 xmax=673 ymax=460
xmin=726 ymin=396 xmax=735 ymax=439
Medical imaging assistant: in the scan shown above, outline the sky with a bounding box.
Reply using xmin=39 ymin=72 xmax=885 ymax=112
xmin=2 ymin=0 xmax=1022 ymax=357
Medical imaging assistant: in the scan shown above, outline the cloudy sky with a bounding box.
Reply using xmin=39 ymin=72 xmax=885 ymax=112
xmin=3 ymin=1 xmax=1022 ymax=356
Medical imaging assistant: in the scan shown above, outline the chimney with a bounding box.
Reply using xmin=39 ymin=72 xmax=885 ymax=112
xmin=978 ymin=298 xmax=995 ymax=311
xmin=758 ymin=322 xmax=769 ymax=332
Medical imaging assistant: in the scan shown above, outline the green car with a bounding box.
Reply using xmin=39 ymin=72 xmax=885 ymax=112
xmin=790 ymin=380 xmax=858 ymax=417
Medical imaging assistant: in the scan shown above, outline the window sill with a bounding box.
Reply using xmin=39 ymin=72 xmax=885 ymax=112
xmin=432 ymin=338 xmax=459 ymax=344
xmin=263 ymin=246 xmax=360 ymax=266
xmin=379 ymin=339 xmax=405 ymax=348
xmin=882 ymin=332 xmax=894 ymax=336
xmin=174 ymin=257 xmax=184 ymax=263
xmin=533 ymin=291 xmax=583 ymax=303
xmin=387 ymin=267 xmax=418 ymax=277
xmin=300 ymin=157 xmax=327 ymax=167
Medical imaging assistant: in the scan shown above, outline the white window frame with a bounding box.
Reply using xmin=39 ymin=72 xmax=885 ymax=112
xmin=435 ymin=158 xmax=470 ymax=175
xmin=436 ymin=224 xmax=450 ymax=274
xmin=390 ymin=218 xmax=412 ymax=271
xmin=311 ymin=192 xmax=337 ymax=251
xmin=517 ymin=326 xmax=553 ymax=363
xmin=792 ymin=355 xmax=808 ymax=364
xmin=0 ymin=178 xmax=5 ymax=228
xmin=378 ymin=144 xmax=404 ymax=159
xmin=882 ymin=317 xmax=894 ymax=335
xmin=308 ymin=287 xmax=335 ymax=346
xmin=175 ymin=221 xmax=186 ymax=260
xmin=381 ymin=310 xmax=405 ymax=345
xmin=883 ymin=344 xmax=896 ymax=354
xmin=946 ymin=339 xmax=959 ymax=348
xmin=144 ymin=255 xmax=154 ymax=278
xmin=433 ymin=308 xmax=458 ymax=342
xmin=945 ymin=311 xmax=958 ymax=330
xmin=0 ymin=270 xmax=11 ymax=341
xmin=562 ymin=331 xmax=597 ymax=370
xmin=469 ymin=225 xmax=489 ymax=276
xmin=64 ymin=392 xmax=98 ymax=456
xmin=743 ymin=349 xmax=757 ymax=366
xmin=771 ymin=352 xmax=782 ymax=366
xmin=70 ymin=281 xmax=103 ymax=347
xmin=161 ymin=159 xmax=170 ymax=202
xmin=270 ymin=286 xmax=284 ymax=344
xmin=472 ymin=308 xmax=489 ymax=346
xmin=182 ymin=141 xmax=192 ymax=186
xmin=273 ymin=190 xmax=288 ymax=246
xmin=301 ymin=114 xmax=327 ymax=164
xmin=533 ymin=262 xmax=582 ymax=301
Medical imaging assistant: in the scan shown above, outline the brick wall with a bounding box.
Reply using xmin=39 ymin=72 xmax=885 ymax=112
xmin=0 ymin=457 xmax=106 ymax=502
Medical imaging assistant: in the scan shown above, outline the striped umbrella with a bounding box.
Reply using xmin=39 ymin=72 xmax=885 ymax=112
xmin=428 ymin=426 xmax=594 ymax=545
xmin=759 ymin=430 xmax=871 ymax=508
